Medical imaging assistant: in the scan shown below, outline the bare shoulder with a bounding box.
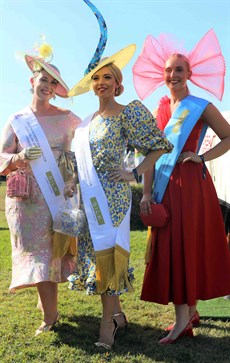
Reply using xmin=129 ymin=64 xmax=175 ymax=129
xmin=202 ymin=103 xmax=230 ymax=138
xmin=152 ymin=107 xmax=158 ymax=117
xmin=117 ymin=103 xmax=126 ymax=112
xmin=54 ymin=106 xmax=70 ymax=115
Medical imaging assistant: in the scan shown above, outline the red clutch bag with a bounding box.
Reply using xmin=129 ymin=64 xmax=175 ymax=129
xmin=140 ymin=203 xmax=170 ymax=228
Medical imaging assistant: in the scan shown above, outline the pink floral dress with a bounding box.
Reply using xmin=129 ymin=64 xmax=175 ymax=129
xmin=0 ymin=110 xmax=81 ymax=292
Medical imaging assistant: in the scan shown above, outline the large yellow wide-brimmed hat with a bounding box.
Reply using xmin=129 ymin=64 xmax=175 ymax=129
xmin=25 ymin=55 xmax=69 ymax=98
xmin=68 ymin=44 xmax=136 ymax=97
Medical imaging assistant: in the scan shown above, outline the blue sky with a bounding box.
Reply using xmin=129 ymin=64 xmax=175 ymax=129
xmin=1 ymin=0 xmax=229 ymax=135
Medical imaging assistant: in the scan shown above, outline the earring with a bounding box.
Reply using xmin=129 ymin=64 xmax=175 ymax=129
xmin=53 ymin=95 xmax=56 ymax=100
xmin=30 ymin=88 xmax=34 ymax=94
xmin=115 ymin=88 xmax=119 ymax=96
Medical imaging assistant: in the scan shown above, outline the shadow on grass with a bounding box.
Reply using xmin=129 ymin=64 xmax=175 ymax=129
xmin=200 ymin=315 xmax=230 ymax=323
xmin=198 ymin=317 xmax=230 ymax=333
xmin=50 ymin=314 xmax=230 ymax=363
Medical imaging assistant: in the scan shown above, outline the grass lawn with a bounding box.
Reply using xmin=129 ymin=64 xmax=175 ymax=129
xmin=0 ymin=181 xmax=230 ymax=363
xmin=198 ymin=298 xmax=230 ymax=318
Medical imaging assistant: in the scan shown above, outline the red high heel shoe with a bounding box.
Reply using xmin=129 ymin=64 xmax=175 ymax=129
xmin=190 ymin=310 xmax=200 ymax=327
xmin=159 ymin=322 xmax=194 ymax=345
xmin=165 ymin=310 xmax=200 ymax=331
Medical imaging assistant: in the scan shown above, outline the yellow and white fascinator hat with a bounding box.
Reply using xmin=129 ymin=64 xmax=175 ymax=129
xmin=24 ymin=37 xmax=69 ymax=98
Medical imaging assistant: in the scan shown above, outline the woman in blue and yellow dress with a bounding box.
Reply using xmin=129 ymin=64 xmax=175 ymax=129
xmin=64 ymin=43 xmax=173 ymax=349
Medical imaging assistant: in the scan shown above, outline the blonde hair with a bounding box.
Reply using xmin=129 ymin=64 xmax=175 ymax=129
xmin=104 ymin=63 xmax=124 ymax=96
xmin=170 ymin=53 xmax=191 ymax=72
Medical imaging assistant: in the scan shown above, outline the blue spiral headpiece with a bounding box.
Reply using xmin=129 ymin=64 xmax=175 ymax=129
xmin=83 ymin=0 xmax=108 ymax=75
xmin=68 ymin=0 xmax=136 ymax=97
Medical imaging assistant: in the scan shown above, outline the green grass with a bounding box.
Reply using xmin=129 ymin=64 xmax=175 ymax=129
xmin=198 ymin=298 xmax=230 ymax=318
xmin=0 ymin=182 xmax=230 ymax=363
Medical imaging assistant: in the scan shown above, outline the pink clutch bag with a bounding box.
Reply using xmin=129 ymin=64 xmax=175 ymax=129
xmin=6 ymin=169 xmax=31 ymax=199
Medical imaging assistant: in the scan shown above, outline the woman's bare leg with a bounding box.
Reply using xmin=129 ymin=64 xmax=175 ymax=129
xmin=189 ymin=303 xmax=197 ymax=319
xmin=36 ymin=281 xmax=58 ymax=326
xmin=95 ymin=295 xmax=117 ymax=348
xmin=165 ymin=304 xmax=190 ymax=340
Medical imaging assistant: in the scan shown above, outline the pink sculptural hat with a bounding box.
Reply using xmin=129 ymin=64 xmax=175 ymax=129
xmin=132 ymin=29 xmax=225 ymax=101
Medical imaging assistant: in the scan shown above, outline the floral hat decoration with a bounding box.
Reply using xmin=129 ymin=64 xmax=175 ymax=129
xmin=132 ymin=29 xmax=225 ymax=101
xmin=24 ymin=35 xmax=69 ymax=98
xmin=68 ymin=0 xmax=136 ymax=97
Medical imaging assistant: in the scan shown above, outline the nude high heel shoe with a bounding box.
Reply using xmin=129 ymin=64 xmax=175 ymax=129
xmin=35 ymin=312 xmax=59 ymax=337
xmin=113 ymin=312 xmax=128 ymax=335
xmin=95 ymin=318 xmax=117 ymax=350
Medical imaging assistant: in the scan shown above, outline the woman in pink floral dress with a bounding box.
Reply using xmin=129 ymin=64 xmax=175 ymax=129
xmin=0 ymin=46 xmax=81 ymax=336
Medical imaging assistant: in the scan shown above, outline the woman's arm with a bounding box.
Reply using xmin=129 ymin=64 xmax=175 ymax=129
xmin=110 ymin=149 xmax=165 ymax=183
xmin=178 ymin=104 xmax=230 ymax=165
xmin=139 ymin=166 xmax=155 ymax=215
xmin=201 ymin=104 xmax=230 ymax=161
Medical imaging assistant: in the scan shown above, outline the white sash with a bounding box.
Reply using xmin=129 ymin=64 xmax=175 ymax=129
xmin=73 ymin=114 xmax=130 ymax=252
xmin=10 ymin=106 xmax=66 ymax=219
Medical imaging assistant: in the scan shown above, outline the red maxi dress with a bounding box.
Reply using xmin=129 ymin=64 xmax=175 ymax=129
xmin=141 ymin=96 xmax=230 ymax=306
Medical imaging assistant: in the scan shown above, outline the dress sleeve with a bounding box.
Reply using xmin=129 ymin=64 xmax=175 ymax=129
xmin=0 ymin=118 xmax=19 ymax=175
xmin=122 ymin=100 xmax=173 ymax=156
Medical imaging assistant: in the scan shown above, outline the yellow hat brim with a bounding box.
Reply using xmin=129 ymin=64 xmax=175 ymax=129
xmin=68 ymin=44 xmax=136 ymax=97
xmin=25 ymin=55 xmax=69 ymax=98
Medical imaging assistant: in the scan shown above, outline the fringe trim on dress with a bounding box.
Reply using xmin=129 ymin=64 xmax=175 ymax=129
xmin=95 ymin=245 xmax=133 ymax=293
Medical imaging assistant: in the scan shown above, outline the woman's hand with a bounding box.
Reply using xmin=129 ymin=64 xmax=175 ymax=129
xmin=140 ymin=194 xmax=153 ymax=215
xmin=177 ymin=152 xmax=202 ymax=164
xmin=24 ymin=147 xmax=43 ymax=160
xmin=109 ymin=168 xmax=134 ymax=182
xmin=11 ymin=146 xmax=42 ymax=168
xmin=63 ymin=180 xmax=77 ymax=199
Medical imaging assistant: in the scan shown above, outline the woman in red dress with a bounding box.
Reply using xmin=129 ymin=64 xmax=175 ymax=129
xmin=133 ymin=30 xmax=230 ymax=344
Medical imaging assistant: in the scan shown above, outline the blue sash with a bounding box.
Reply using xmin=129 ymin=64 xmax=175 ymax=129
xmin=154 ymin=95 xmax=209 ymax=203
